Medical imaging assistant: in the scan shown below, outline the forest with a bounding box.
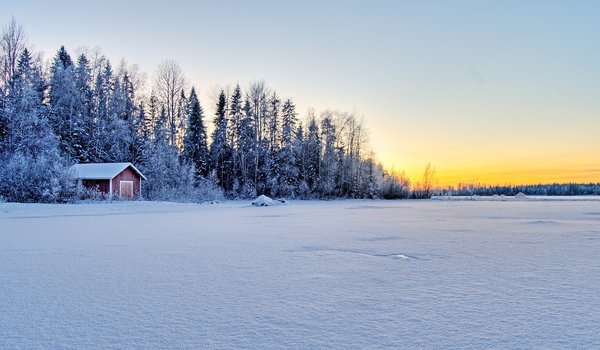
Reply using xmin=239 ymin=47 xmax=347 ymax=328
xmin=444 ymin=182 xmax=600 ymax=197
xmin=1 ymin=19 xmax=596 ymax=203
xmin=0 ymin=19 xmax=415 ymax=203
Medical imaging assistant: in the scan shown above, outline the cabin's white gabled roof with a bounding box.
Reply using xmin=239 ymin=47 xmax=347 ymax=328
xmin=70 ymin=163 xmax=147 ymax=180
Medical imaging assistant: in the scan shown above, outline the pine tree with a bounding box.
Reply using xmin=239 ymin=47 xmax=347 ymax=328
xmin=95 ymin=60 xmax=112 ymax=122
xmin=74 ymin=53 xmax=93 ymax=162
xmin=255 ymin=92 xmax=281 ymax=196
xmin=90 ymin=60 xmax=113 ymax=161
xmin=320 ymin=114 xmax=337 ymax=197
xmin=305 ymin=116 xmax=321 ymax=193
xmin=140 ymin=105 xmax=198 ymax=201
xmin=276 ymin=99 xmax=299 ymax=197
xmin=5 ymin=48 xmax=54 ymax=156
xmin=49 ymin=46 xmax=83 ymax=161
xmin=294 ymin=122 xmax=308 ymax=197
xmin=235 ymin=98 xmax=257 ymax=197
xmin=103 ymin=70 xmax=134 ymax=161
xmin=229 ymin=84 xmax=243 ymax=191
xmin=0 ymin=48 xmax=76 ymax=203
xmin=267 ymin=92 xmax=280 ymax=151
xmin=209 ymin=90 xmax=233 ymax=192
xmin=247 ymin=82 xmax=269 ymax=193
xmin=131 ymin=102 xmax=150 ymax=164
xmin=154 ymin=106 xmax=168 ymax=143
xmin=183 ymin=87 xmax=209 ymax=179
xmin=147 ymin=92 xmax=159 ymax=140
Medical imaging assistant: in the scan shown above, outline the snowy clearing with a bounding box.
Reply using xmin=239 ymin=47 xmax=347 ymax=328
xmin=1 ymin=199 xmax=600 ymax=349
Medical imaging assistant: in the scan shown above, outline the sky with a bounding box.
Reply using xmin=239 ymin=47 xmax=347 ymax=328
xmin=2 ymin=0 xmax=599 ymax=186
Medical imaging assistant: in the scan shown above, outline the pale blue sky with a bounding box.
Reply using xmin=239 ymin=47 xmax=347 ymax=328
xmin=2 ymin=0 xmax=599 ymax=184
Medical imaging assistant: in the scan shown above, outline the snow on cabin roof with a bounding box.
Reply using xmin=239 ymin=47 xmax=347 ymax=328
xmin=70 ymin=163 xmax=147 ymax=180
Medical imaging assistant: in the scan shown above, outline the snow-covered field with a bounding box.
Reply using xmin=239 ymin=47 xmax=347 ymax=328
xmin=1 ymin=198 xmax=600 ymax=349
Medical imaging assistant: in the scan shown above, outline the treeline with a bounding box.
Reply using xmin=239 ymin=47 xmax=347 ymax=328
xmin=445 ymin=183 xmax=600 ymax=196
xmin=0 ymin=19 xmax=395 ymax=202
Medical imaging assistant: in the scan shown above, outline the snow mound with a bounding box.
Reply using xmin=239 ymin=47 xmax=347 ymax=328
xmin=515 ymin=192 xmax=527 ymax=199
xmin=251 ymin=195 xmax=287 ymax=206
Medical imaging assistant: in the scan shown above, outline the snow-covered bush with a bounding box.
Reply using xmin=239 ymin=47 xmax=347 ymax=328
xmin=515 ymin=192 xmax=527 ymax=199
xmin=194 ymin=172 xmax=225 ymax=202
xmin=380 ymin=169 xmax=410 ymax=199
xmin=139 ymin=143 xmax=223 ymax=202
xmin=251 ymin=194 xmax=287 ymax=206
xmin=77 ymin=185 xmax=106 ymax=201
xmin=0 ymin=152 xmax=78 ymax=203
xmin=411 ymin=164 xmax=437 ymax=199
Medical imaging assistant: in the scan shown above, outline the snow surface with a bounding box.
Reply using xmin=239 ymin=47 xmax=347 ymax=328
xmin=1 ymin=198 xmax=600 ymax=349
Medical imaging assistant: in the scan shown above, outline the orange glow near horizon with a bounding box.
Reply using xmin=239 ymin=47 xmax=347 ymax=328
xmin=369 ymin=94 xmax=600 ymax=187
xmin=383 ymin=157 xmax=600 ymax=187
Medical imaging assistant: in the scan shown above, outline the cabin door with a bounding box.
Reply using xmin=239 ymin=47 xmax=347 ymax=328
xmin=120 ymin=181 xmax=134 ymax=199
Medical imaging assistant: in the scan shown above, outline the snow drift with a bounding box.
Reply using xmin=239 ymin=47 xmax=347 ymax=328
xmin=251 ymin=195 xmax=287 ymax=206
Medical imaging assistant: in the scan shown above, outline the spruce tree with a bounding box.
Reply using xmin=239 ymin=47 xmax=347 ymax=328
xmin=236 ymin=99 xmax=257 ymax=198
xmin=209 ymin=90 xmax=233 ymax=192
xmin=103 ymin=70 xmax=134 ymax=161
xmin=5 ymin=48 xmax=54 ymax=156
xmin=236 ymin=98 xmax=257 ymax=197
xmin=131 ymin=102 xmax=150 ymax=164
xmin=277 ymin=99 xmax=299 ymax=197
xmin=183 ymin=87 xmax=209 ymax=179
xmin=305 ymin=116 xmax=321 ymax=194
xmin=90 ymin=60 xmax=113 ymax=161
xmin=228 ymin=84 xmax=243 ymax=190
xmin=0 ymin=48 xmax=75 ymax=203
xmin=74 ymin=53 xmax=93 ymax=162
xmin=320 ymin=115 xmax=337 ymax=197
xmin=49 ymin=46 xmax=83 ymax=161
xmin=294 ymin=122 xmax=308 ymax=197
xmin=147 ymin=92 xmax=159 ymax=140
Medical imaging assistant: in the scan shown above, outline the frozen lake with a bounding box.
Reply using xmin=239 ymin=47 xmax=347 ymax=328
xmin=1 ymin=198 xmax=600 ymax=349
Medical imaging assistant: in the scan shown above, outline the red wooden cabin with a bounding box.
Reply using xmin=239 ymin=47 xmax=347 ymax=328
xmin=70 ymin=163 xmax=147 ymax=199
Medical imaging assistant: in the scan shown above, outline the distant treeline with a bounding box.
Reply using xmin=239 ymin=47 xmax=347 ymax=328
xmin=443 ymin=183 xmax=600 ymax=196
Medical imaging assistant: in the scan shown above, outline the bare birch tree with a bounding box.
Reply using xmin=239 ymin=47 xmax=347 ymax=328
xmin=1 ymin=17 xmax=27 ymax=97
xmin=154 ymin=59 xmax=185 ymax=148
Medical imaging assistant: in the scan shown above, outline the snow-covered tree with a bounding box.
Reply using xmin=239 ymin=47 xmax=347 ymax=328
xmin=234 ymin=98 xmax=257 ymax=197
xmin=49 ymin=46 xmax=85 ymax=161
xmin=155 ymin=59 xmax=185 ymax=147
xmin=276 ymin=99 xmax=299 ymax=197
xmin=293 ymin=121 xmax=309 ymax=197
xmin=147 ymin=92 xmax=160 ymax=140
xmin=0 ymin=48 xmax=76 ymax=203
xmin=304 ymin=114 xmax=321 ymax=193
xmin=209 ymin=90 xmax=233 ymax=192
xmin=228 ymin=84 xmax=243 ymax=191
xmin=131 ymin=102 xmax=150 ymax=165
xmin=183 ymin=87 xmax=209 ymax=179
xmin=0 ymin=18 xmax=27 ymax=100
xmin=140 ymin=102 xmax=222 ymax=202
xmin=319 ymin=113 xmax=337 ymax=197
xmin=74 ymin=53 xmax=94 ymax=162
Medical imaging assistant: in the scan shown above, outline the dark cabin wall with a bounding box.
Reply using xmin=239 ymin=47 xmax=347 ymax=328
xmin=82 ymin=180 xmax=110 ymax=194
xmin=111 ymin=167 xmax=141 ymax=198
